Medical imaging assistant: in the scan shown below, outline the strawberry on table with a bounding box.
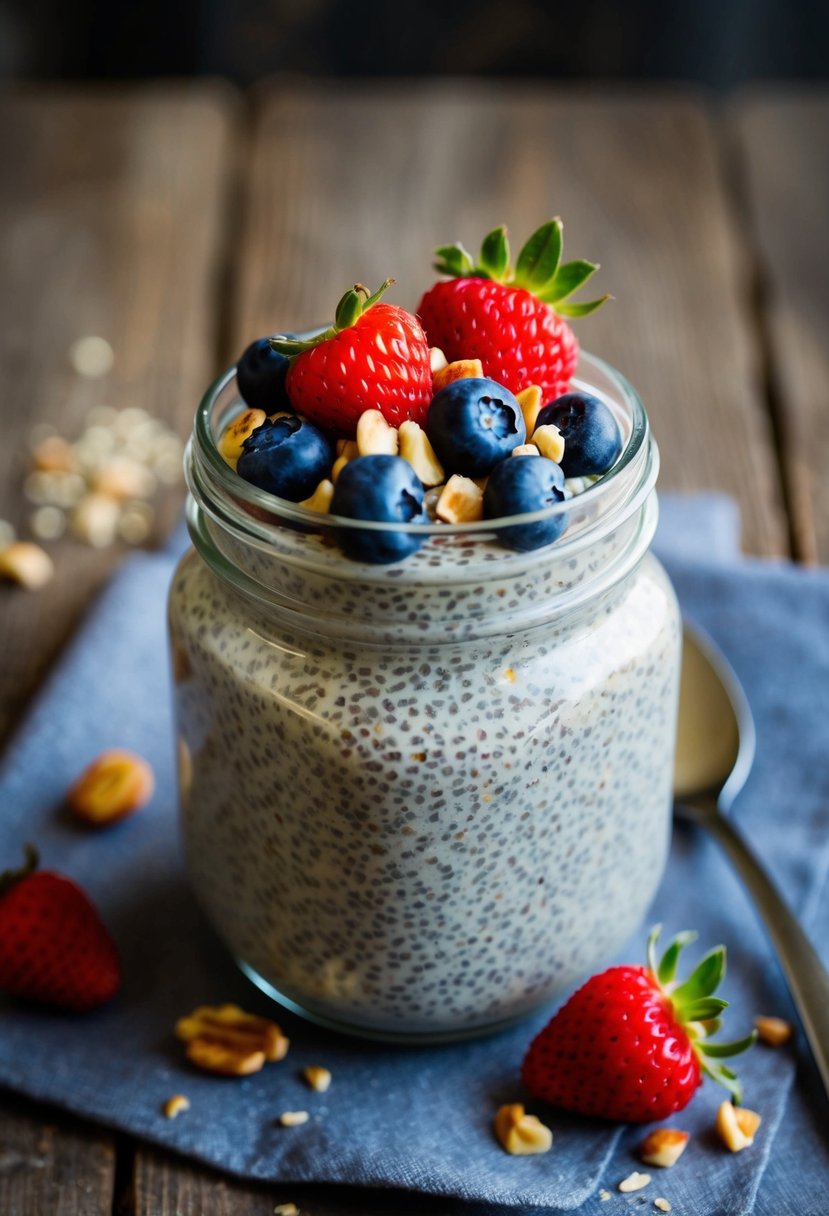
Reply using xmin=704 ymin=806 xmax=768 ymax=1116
xmin=417 ymin=219 xmax=609 ymax=402
xmin=521 ymin=926 xmax=757 ymax=1123
xmin=0 ymin=845 xmax=121 ymax=1012
xmin=270 ymin=280 xmax=433 ymax=435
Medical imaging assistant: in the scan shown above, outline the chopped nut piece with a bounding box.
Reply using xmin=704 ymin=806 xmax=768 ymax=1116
xmin=429 ymin=346 xmax=448 ymax=374
xmin=331 ymin=441 xmax=359 ymax=482
xmin=303 ymin=1065 xmax=332 ymax=1092
xmin=176 ymin=1003 xmax=289 ymax=1076
xmin=274 ymin=1204 xmax=300 ymax=1215
xmin=639 ymin=1127 xmax=690 ymax=1168
xmin=432 ymin=358 xmax=484 ymax=391
xmin=163 ymin=1094 xmax=190 ymax=1119
xmin=754 ymin=1015 xmax=793 ymax=1046
xmin=71 ymin=493 xmax=120 ymax=548
xmin=0 ymin=541 xmax=54 ymax=589
xmin=532 ymin=424 xmax=565 ymax=464
xmin=618 ymin=1171 xmax=651 ymax=1193
xmin=68 ymin=749 xmax=155 ymax=826
xmin=279 ymin=1110 xmax=310 ymax=1127
xmin=218 ymin=408 xmax=267 ymax=468
xmin=654 ymin=1199 xmax=672 ymax=1213
xmin=299 ymin=479 xmax=334 ymax=514
xmin=436 ymin=474 xmax=483 ymax=523
xmin=493 ymin=1103 xmax=553 ymax=1155
xmin=715 ymin=1101 xmax=762 ymax=1152
xmin=356 ymin=409 xmax=398 ymax=456
xmin=511 ymin=443 xmax=540 ymax=457
xmin=516 ymin=385 xmax=543 ymax=433
xmin=69 ymin=335 xmax=114 ymax=378
xmin=398 ymin=421 xmax=445 ymax=486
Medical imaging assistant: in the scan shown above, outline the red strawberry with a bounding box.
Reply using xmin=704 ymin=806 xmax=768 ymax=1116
xmin=270 ymin=280 xmax=432 ymax=435
xmin=0 ymin=846 xmax=120 ymax=1012
xmin=417 ymin=220 xmax=609 ymax=401
xmin=521 ymin=926 xmax=756 ymax=1123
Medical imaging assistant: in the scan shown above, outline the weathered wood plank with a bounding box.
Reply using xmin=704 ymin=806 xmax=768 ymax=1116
xmin=730 ymin=88 xmax=829 ymax=564
xmin=0 ymin=83 xmax=235 ymax=746
xmin=228 ymin=80 xmax=786 ymax=557
xmin=0 ymin=1089 xmax=114 ymax=1215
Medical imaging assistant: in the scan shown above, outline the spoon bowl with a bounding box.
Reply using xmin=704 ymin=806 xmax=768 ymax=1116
xmin=673 ymin=623 xmax=829 ymax=1097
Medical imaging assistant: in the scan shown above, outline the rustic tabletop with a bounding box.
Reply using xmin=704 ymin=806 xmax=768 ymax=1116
xmin=0 ymin=79 xmax=826 ymax=1214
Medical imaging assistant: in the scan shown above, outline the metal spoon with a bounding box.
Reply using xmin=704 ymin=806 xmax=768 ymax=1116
xmin=674 ymin=623 xmax=829 ymax=1096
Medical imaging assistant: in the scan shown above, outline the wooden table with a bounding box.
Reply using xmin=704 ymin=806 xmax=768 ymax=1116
xmin=0 ymin=79 xmax=826 ymax=1214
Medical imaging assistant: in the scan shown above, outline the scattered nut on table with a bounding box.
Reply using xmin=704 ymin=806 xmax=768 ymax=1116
xmin=163 ymin=1094 xmax=190 ymax=1119
xmin=302 ymin=1065 xmax=332 ymax=1092
xmin=639 ymin=1127 xmax=690 ymax=1168
xmin=715 ymin=1101 xmax=762 ymax=1152
xmin=618 ymin=1170 xmax=651 ymax=1193
xmin=68 ymin=749 xmax=155 ymax=826
xmin=0 ymin=541 xmax=54 ymax=589
xmin=754 ymin=1014 xmax=793 ymax=1046
xmin=278 ymin=1110 xmax=310 ymax=1127
xmin=493 ymin=1103 xmax=553 ymax=1155
xmin=175 ymin=1003 xmax=289 ymax=1076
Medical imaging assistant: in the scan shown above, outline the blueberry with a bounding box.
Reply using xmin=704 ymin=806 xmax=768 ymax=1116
xmin=330 ymin=455 xmax=426 ymax=564
xmin=236 ymin=337 xmax=292 ymax=411
xmin=236 ymin=415 xmax=332 ymax=501
xmin=483 ymin=456 xmax=567 ymax=551
xmin=426 ymin=377 xmax=526 ymax=478
xmin=535 ymin=392 xmax=622 ymax=478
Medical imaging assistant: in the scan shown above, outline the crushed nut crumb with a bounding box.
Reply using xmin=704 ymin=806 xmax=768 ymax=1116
xmin=754 ymin=1015 xmax=793 ymax=1046
xmin=278 ymin=1111 xmax=310 ymax=1127
xmin=654 ymin=1199 xmax=672 ymax=1213
xmin=618 ymin=1171 xmax=651 ymax=1193
xmin=163 ymin=1094 xmax=190 ymax=1119
xmin=302 ymin=1065 xmax=332 ymax=1092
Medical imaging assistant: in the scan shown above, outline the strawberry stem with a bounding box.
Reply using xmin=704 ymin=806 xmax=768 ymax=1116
xmin=269 ymin=279 xmax=396 ymax=359
xmin=0 ymin=843 xmax=39 ymax=895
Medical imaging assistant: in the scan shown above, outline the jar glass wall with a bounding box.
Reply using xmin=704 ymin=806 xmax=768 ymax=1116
xmin=168 ymin=353 xmax=682 ymax=1041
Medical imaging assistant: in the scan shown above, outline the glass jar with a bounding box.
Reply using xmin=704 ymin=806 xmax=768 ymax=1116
xmin=168 ymin=351 xmax=681 ymax=1042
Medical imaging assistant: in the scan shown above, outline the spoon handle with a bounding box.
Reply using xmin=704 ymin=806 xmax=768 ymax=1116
xmin=693 ymin=804 xmax=829 ymax=1098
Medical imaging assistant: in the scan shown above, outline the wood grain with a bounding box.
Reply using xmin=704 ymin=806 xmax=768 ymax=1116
xmin=0 ymin=1090 xmax=114 ymax=1214
xmin=229 ymin=80 xmax=786 ymax=556
xmin=0 ymin=83 xmax=235 ymax=746
xmin=731 ymin=88 xmax=829 ymax=564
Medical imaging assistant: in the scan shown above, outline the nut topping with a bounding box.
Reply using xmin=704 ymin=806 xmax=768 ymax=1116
xmin=493 ymin=1103 xmax=553 ymax=1155
xmin=175 ymin=1003 xmax=289 ymax=1076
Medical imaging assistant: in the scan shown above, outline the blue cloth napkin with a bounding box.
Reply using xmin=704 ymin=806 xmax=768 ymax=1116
xmin=0 ymin=494 xmax=827 ymax=1215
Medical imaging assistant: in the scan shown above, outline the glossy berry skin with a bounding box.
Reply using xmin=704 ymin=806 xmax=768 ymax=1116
xmin=417 ymin=278 xmax=579 ymax=402
xmin=483 ymin=456 xmax=567 ymax=551
xmin=521 ymin=965 xmax=702 ymax=1122
xmin=426 ymin=377 xmax=526 ymax=478
xmin=330 ymin=454 xmax=425 ymax=564
xmin=236 ymin=337 xmax=292 ymax=412
xmin=286 ymin=304 xmax=433 ymax=434
xmin=535 ymin=392 xmax=623 ymax=478
xmin=0 ymin=870 xmax=120 ymax=1013
xmin=236 ymin=415 xmax=333 ymax=502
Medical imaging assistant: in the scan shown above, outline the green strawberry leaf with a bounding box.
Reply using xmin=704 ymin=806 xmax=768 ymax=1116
xmin=671 ymin=946 xmax=726 ymax=1007
xmin=701 ymin=1060 xmax=742 ymax=1104
xmin=697 ymin=1030 xmax=758 ymax=1059
xmin=539 ymin=259 xmax=599 ymax=304
xmin=655 ymin=929 xmax=698 ymax=985
xmin=478 ymin=226 xmax=511 ymax=282
xmin=555 ymin=294 xmax=613 ymax=318
xmin=514 ymin=219 xmax=562 ymax=292
xmin=681 ymin=996 xmax=729 ymax=1021
xmin=434 ymin=243 xmax=475 ymax=277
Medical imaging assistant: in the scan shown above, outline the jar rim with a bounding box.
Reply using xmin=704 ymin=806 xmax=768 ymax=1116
xmin=191 ymin=349 xmax=650 ymax=544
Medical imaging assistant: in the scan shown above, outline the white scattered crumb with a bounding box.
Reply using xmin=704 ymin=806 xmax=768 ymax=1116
xmin=654 ymin=1199 xmax=672 ymax=1213
xmin=278 ymin=1110 xmax=309 ymax=1127
xmin=618 ymin=1170 xmax=651 ymax=1193
xmin=598 ymin=1188 xmax=612 ymax=1201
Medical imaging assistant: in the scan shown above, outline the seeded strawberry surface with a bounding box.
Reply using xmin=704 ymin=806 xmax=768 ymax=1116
xmin=0 ymin=868 xmax=121 ymax=1012
xmin=521 ymin=965 xmax=701 ymax=1122
xmin=417 ymin=277 xmax=579 ymax=402
xmin=285 ymin=303 xmax=433 ymax=434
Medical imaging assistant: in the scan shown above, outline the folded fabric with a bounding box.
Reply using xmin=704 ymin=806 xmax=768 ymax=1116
xmin=0 ymin=495 xmax=827 ymax=1215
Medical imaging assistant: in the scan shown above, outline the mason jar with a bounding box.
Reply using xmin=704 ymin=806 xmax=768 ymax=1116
xmin=168 ymin=351 xmax=682 ymax=1042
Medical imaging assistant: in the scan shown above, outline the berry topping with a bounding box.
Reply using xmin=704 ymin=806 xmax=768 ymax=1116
xmin=270 ymin=282 xmax=432 ymax=435
xmin=330 ymin=454 xmax=426 ymax=564
xmin=483 ymin=455 xmax=566 ymax=551
xmin=0 ymin=845 xmax=121 ymax=1012
xmin=535 ymin=391 xmax=623 ymax=478
xmin=236 ymin=415 xmax=333 ymax=502
xmin=236 ymin=337 xmax=292 ymax=412
xmin=521 ymin=926 xmax=757 ymax=1123
xmin=417 ymin=220 xmax=609 ymax=401
xmin=426 ymin=377 xmax=526 ymax=478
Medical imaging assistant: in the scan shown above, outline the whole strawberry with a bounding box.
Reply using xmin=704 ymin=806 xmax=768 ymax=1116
xmin=270 ymin=280 xmax=432 ymax=435
xmin=521 ymin=926 xmax=756 ymax=1122
xmin=0 ymin=846 xmax=121 ymax=1012
xmin=417 ymin=220 xmax=609 ymax=401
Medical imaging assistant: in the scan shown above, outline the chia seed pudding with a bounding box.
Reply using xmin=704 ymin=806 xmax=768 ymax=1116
xmin=168 ymin=351 xmax=682 ymax=1040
